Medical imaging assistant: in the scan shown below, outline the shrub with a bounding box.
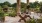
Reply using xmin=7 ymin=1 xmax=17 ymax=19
xmin=37 ymin=19 xmax=42 ymax=23
xmin=9 ymin=13 xmax=16 ymax=17
xmin=0 ymin=13 xmax=5 ymax=21
xmin=0 ymin=13 xmax=4 ymax=17
xmin=26 ymin=19 xmax=36 ymax=23
xmin=9 ymin=10 xmax=17 ymax=17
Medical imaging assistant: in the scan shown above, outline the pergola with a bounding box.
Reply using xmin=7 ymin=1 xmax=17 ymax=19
xmin=17 ymin=0 xmax=29 ymax=16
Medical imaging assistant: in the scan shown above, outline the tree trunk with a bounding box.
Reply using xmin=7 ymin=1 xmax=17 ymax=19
xmin=17 ymin=0 xmax=21 ymax=16
xmin=27 ymin=0 xmax=29 ymax=5
xmin=26 ymin=0 xmax=29 ymax=14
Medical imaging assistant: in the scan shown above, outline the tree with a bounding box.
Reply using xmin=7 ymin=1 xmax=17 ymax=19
xmin=40 ymin=5 xmax=42 ymax=13
xmin=12 ymin=3 xmax=17 ymax=8
xmin=3 ymin=1 xmax=11 ymax=7
xmin=29 ymin=1 xmax=40 ymax=8
xmin=40 ymin=2 xmax=42 ymax=5
xmin=0 ymin=6 xmax=2 ymax=13
xmin=0 ymin=6 xmax=5 ymax=22
xmin=0 ymin=3 xmax=4 ymax=6
xmin=21 ymin=2 xmax=26 ymax=8
xmin=12 ymin=2 xmax=26 ymax=8
xmin=40 ymin=2 xmax=42 ymax=13
xmin=29 ymin=3 xmax=34 ymax=8
xmin=2 ymin=5 xmax=8 ymax=8
xmin=2 ymin=5 xmax=9 ymax=12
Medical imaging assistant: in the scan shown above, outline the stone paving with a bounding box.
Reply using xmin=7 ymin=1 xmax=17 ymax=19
xmin=4 ymin=16 xmax=25 ymax=23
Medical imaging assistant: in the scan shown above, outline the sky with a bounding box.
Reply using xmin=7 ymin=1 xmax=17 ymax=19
xmin=0 ymin=0 xmax=42 ymax=4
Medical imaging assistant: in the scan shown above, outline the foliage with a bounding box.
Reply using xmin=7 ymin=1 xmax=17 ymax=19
xmin=3 ymin=1 xmax=11 ymax=7
xmin=0 ymin=6 xmax=3 ymax=13
xmin=37 ymin=19 xmax=42 ymax=23
xmin=0 ymin=1 xmax=42 ymax=17
xmin=39 ymin=2 xmax=42 ymax=13
xmin=26 ymin=19 xmax=36 ymax=23
xmin=9 ymin=10 xmax=16 ymax=17
xmin=0 ymin=13 xmax=4 ymax=17
xmin=12 ymin=2 xmax=26 ymax=8
xmin=9 ymin=13 xmax=16 ymax=17
xmin=12 ymin=3 xmax=16 ymax=8
xmin=2 ymin=5 xmax=9 ymax=8
xmin=26 ymin=19 xmax=42 ymax=23
xmin=40 ymin=6 xmax=42 ymax=13
xmin=8 ymin=7 xmax=17 ymax=17
xmin=29 ymin=1 xmax=40 ymax=8
xmin=21 ymin=8 xmax=26 ymax=12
